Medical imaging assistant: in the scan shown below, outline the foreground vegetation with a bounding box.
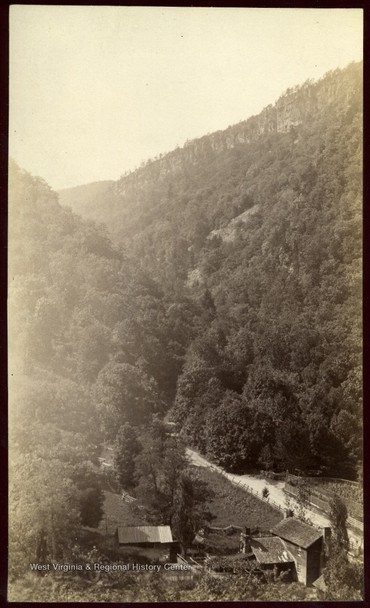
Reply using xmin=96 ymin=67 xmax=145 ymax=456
xmin=8 ymin=543 xmax=363 ymax=603
xmin=8 ymin=569 xmax=318 ymax=602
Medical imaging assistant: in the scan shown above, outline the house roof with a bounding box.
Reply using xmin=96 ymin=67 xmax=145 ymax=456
xmin=271 ymin=518 xmax=323 ymax=549
xmin=251 ymin=536 xmax=294 ymax=565
xmin=117 ymin=525 xmax=173 ymax=545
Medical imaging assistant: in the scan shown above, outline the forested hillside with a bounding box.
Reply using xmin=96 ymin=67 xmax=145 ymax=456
xmin=8 ymin=161 xmax=201 ymax=577
xmin=59 ymin=62 xmax=362 ymax=479
xmin=9 ymin=61 xmax=362 ymax=600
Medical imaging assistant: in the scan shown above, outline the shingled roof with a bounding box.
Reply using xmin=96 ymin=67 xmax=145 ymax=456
xmin=117 ymin=525 xmax=173 ymax=544
xmin=271 ymin=518 xmax=323 ymax=549
xmin=251 ymin=536 xmax=294 ymax=564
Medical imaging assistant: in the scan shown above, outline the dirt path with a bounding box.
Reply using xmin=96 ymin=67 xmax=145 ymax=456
xmin=186 ymin=448 xmax=362 ymax=551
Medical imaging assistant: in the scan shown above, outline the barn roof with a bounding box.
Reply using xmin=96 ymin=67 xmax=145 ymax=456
xmin=251 ymin=536 xmax=294 ymax=564
xmin=271 ymin=518 xmax=323 ymax=549
xmin=117 ymin=525 xmax=173 ymax=544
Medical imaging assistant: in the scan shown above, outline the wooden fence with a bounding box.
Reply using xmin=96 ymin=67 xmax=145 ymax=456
xmin=309 ymin=486 xmax=362 ymax=521
xmin=260 ymin=470 xmax=287 ymax=481
xmin=285 ymin=482 xmax=326 ymax=506
xmin=287 ymin=473 xmax=360 ymax=487
xmin=285 ymin=484 xmax=364 ymax=534
xmin=285 ymin=476 xmax=363 ymax=521
xmin=210 ymin=465 xmax=364 ymax=536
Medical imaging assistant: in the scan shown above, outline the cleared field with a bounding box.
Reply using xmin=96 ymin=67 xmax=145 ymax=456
xmin=189 ymin=465 xmax=283 ymax=554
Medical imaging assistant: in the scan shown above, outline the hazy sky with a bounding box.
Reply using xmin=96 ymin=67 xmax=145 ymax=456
xmin=9 ymin=6 xmax=363 ymax=190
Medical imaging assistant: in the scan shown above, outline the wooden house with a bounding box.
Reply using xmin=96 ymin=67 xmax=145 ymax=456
xmin=271 ymin=518 xmax=325 ymax=586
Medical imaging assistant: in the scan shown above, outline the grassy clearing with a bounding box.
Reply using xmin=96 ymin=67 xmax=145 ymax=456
xmin=189 ymin=465 xmax=283 ymax=554
xmin=190 ymin=465 xmax=283 ymax=530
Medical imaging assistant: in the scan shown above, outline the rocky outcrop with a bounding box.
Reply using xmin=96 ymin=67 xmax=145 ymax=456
xmin=116 ymin=62 xmax=361 ymax=199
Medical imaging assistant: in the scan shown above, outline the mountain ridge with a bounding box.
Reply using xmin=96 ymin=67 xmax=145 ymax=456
xmin=59 ymin=61 xmax=361 ymax=234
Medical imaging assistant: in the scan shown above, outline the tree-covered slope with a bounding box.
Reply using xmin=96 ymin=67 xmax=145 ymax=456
xmin=58 ymin=62 xmax=362 ymax=479
xmin=58 ymin=180 xmax=119 ymax=226
xmin=170 ymin=64 xmax=362 ymax=478
xmin=8 ymin=161 xmax=199 ymax=578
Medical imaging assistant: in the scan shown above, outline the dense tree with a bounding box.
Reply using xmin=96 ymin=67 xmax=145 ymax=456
xmin=78 ymin=487 xmax=104 ymax=527
xmin=94 ymin=360 xmax=161 ymax=434
xmin=322 ymin=545 xmax=363 ymax=600
xmin=171 ymin=472 xmax=208 ymax=552
xmin=113 ymin=423 xmax=142 ymax=490
xmin=133 ymin=427 xmax=187 ymax=524
xmin=132 ymin=419 xmax=209 ymax=548
xmin=329 ymin=495 xmax=349 ymax=551
xmin=205 ymin=393 xmax=256 ymax=471
xmin=9 ymin=453 xmax=81 ymax=576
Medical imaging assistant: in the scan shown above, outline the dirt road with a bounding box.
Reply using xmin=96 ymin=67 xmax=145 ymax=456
xmin=186 ymin=448 xmax=363 ymax=552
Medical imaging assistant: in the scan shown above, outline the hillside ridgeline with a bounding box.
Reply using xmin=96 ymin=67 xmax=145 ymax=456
xmin=58 ymin=62 xmax=362 ymax=480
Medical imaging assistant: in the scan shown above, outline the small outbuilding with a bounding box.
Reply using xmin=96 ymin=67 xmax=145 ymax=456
xmin=115 ymin=525 xmax=180 ymax=563
xmin=250 ymin=536 xmax=295 ymax=579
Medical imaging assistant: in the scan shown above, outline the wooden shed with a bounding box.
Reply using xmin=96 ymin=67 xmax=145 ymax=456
xmin=115 ymin=525 xmax=180 ymax=562
xmin=271 ymin=518 xmax=324 ymax=586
